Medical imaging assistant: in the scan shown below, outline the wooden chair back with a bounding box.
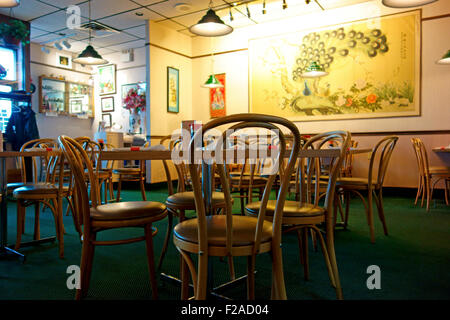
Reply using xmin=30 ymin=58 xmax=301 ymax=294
xmin=19 ymin=138 xmax=58 ymax=183
xmin=187 ymin=113 xmax=301 ymax=257
xmin=58 ymin=136 xmax=100 ymax=235
xmin=368 ymin=136 xmax=399 ymax=188
xmin=411 ymin=138 xmax=429 ymax=178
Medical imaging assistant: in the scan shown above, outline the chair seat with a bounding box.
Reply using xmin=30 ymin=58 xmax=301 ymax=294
xmin=7 ymin=182 xmax=27 ymax=190
xmin=90 ymin=201 xmax=166 ymax=221
xmin=336 ymin=177 xmax=380 ymax=190
xmin=245 ymin=200 xmax=325 ymax=218
xmin=174 ymin=215 xmax=273 ymax=246
xmin=166 ymin=191 xmax=228 ymax=206
xmin=13 ymin=183 xmax=58 ymax=197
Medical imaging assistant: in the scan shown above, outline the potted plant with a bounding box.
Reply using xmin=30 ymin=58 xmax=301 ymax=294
xmin=0 ymin=19 xmax=30 ymax=46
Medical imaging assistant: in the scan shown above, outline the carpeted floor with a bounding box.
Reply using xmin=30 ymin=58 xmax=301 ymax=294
xmin=0 ymin=185 xmax=449 ymax=300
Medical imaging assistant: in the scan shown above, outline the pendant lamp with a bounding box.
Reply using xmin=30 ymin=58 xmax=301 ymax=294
xmin=189 ymin=0 xmax=233 ymax=37
xmin=0 ymin=0 xmax=19 ymax=8
xmin=301 ymin=61 xmax=328 ymax=78
xmin=202 ymin=38 xmax=223 ymax=88
xmin=381 ymin=0 xmax=438 ymax=8
xmin=437 ymin=50 xmax=450 ymax=64
xmin=72 ymin=0 xmax=108 ymax=65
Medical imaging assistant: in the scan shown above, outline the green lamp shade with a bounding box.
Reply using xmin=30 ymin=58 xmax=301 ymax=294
xmin=73 ymin=45 xmax=108 ymax=65
xmin=0 ymin=0 xmax=20 ymax=8
xmin=202 ymin=74 xmax=224 ymax=88
xmin=382 ymin=0 xmax=437 ymax=8
xmin=189 ymin=9 xmax=233 ymax=37
xmin=302 ymin=61 xmax=329 ymax=78
xmin=437 ymin=50 xmax=450 ymax=65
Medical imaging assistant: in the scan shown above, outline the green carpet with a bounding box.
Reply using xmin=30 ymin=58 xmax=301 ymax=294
xmin=0 ymin=185 xmax=449 ymax=300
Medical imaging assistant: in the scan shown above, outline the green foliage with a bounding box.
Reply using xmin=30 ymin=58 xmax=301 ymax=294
xmin=0 ymin=19 xmax=30 ymax=45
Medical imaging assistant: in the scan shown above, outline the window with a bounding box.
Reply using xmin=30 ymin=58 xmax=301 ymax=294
xmin=0 ymin=45 xmax=24 ymax=133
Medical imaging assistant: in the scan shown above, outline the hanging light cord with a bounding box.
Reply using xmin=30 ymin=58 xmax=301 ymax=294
xmin=88 ymin=0 xmax=92 ymax=44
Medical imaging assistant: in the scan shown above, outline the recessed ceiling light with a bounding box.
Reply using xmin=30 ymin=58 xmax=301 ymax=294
xmin=135 ymin=12 xmax=144 ymax=16
xmin=174 ymin=3 xmax=192 ymax=12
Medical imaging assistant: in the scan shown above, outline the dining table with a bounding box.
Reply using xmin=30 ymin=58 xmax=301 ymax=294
xmin=0 ymin=149 xmax=61 ymax=261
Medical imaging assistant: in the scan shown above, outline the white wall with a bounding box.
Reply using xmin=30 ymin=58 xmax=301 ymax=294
xmin=30 ymin=42 xmax=95 ymax=139
xmin=92 ymin=46 xmax=147 ymax=135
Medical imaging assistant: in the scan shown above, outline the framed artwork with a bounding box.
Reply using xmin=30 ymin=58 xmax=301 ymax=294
xmin=70 ymin=99 xmax=82 ymax=113
xmin=56 ymin=53 xmax=72 ymax=69
xmin=121 ymin=82 xmax=146 ymax=105
xmin=167 ymin=67 xmax=179 ymax=113
xmin=98 ymin=64 xmax=116 ymax=95
xmin=249 ymin=10 xmax=421 ymax=121
xmin=209 ymin=73 xmax=226 ymax=118
xmin=101 ymin=96 xmax=114 ymax=112
xmin=102 ymin=113 xmax=112 ymax=128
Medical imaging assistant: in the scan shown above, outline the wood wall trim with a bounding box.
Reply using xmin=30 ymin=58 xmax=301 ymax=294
xmin=422 ymin=13 xmax=450 ymax=21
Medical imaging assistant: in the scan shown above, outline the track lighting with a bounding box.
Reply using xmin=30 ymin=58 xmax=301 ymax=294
xmin=283 ymin=0 xmax=287 ymax=10
xmin=54 ymin=42 xmax=63 ymax=50
xmin=62 ymin=40 xmax=71 ymax=49
xmin=229 ymin=8 xmax=233 ymax=21
xmin=246 ymin=4 xmax=250 ymax=18
xmin=41 ymin=46 xmax=50 ymax=54
xmin=262 ymin=1 xmax=266 ymax=14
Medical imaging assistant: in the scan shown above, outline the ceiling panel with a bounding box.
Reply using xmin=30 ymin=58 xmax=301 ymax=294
xmin=147 ymin=0 xmax=226 ymax=19
xmin=77 ymin=0 xmax=141 ymax=20
xmin=97 ymin=7 xmax=163 ymax=30
xmin=89 ymin=32 xmax=140 ymax=47
xmin=155 ymin=19 xmax=186 ymax=31
xmin=0 ymin=0 xmax=59 ymax=21
xmin=32 ymin=10 xmax=88 ymax=32
xmin=37 ymin=0 xmax=89 ymax=10
xmin=30 ymin=26 xmax=50 ymax=39
xmin=122 ymin=24 xmax=147 ymax=38
xmin=131 ymin=0 xmax=164 ymax=6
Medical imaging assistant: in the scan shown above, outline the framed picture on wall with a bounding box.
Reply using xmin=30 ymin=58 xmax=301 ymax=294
xmin=167 ymin=66 xmax=179 ymax=113
xmin=98 ymin=64 xmax=116 ymax=95
xmin=209 ymin=73 xmax=226 ymax=118
xmin=102 ymin=113 xmax=112 ymax=128
xmin=70 ymin=99 xmax=82 ymax=113
xmin=101 ymin=96 xmax=114 ymax=112
xmin=56 ymin=53 xmax=72 ymax=69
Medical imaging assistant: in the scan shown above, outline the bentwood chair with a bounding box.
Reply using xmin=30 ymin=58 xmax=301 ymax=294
xmin=12 ymin=138 xmax=66 ymax=258
xmin=173 ymin=114 xmax=301 ymax=300
xmin=411 ymin=138 xmax=450 ymax=211
xmin=58 ymin=136 xmax=167 ymax=300
xmin=157 ymin=135 xmax=230 ymax=274
xmin=246 ymin=131 xmax=351 ymax=299
xmin=336 ymin=136 xmax=398 ymax=243
xmin=114 ymin=141 xmax=150 ymax=202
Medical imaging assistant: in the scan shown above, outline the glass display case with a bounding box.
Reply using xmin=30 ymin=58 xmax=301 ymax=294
xmin=38 ymin=75 xmax=94 ymax=117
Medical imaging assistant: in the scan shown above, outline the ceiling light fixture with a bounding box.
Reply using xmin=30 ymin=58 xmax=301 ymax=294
xmin=202 ymin=38 xmax=223 ymax=89
xmin=283 ymin=0 xmax=288 ymax=10
xmin=381 ymin=0 xmax=438 ymax=8
xmin=246 ymin=4 xmax=251 ymax=18
xmin=301 ymin=61 xmax=328 ymax=78
xmin=0 ymin=0 xmax=20 ymax=8
xmin=41 ymin=46 xmax=50 ymax=54
xmin=437 ymin=50 xmax=450 ymax=64
xmin=54 ymin=42 xmax=63 ymax=50
xmin=262 ymin=1 xmax=266 ymax=14
xmin=229 ymin=8 xmax=234 ymax=21
xmin=73 ymin=0 xmax=108 ymax=65
xmin=189 ymin=0 xmax=233 ymax=37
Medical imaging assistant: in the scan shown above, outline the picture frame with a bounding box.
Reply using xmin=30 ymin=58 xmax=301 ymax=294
xmin=167 ymin=67 xmax=179 ymax=113
xmin=70 ymin=98 xmax=82 ymax=114
xmin=102 ymin=113 xmax=112 ymax=128
xmin=101 ymin=96 xmax=115 ymax=112
xmin=209 ymin=73 xmax=226 ymax=118
xmin=98 ymin=64 xmax=116 ymax=96
xmin=56 ymin=53 xmax=72 ymax=69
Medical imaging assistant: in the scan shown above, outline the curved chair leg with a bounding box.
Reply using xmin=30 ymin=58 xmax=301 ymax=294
xmin=271 ymin=244 xmax=287 ymax=300
xmin=34 ymin=202 xmax=40 ymax=240
xmin=157 ymin=209 xmax=174 ymax=270
xmin=116 ymin=178 xmax=122 ymax=202
xmin=414 ymin=175 xmax=423 ymax=206
xmin=325 ymin=236 xmax=343 ymax=300
xmin=367 ymin=187 xmax=375 ymax=243
xmin=177 ymin=248 xmax=197 ymax=300
xmin=140 ymin=178 xmax=147 ymax=201
xmin=76 ymin=232 xmax=96 ymax=300
xmin=311 ymin=226 xmax=336 ymax=288
xmin=373 ymin=189 xmax=388 ymax=236
xmin=144 ymin=224 xmax=158 ymax=299
xmin=15 ymin=200 xmax=25 ymax=250
xmin=196 ymin=251 xmax=209 ymax=300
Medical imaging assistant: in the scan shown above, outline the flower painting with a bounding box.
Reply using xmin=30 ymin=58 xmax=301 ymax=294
xmin=249 ymin=11 xmax=421 ymax=121
xmin=98 ymin=64 xmax=116 ymax=95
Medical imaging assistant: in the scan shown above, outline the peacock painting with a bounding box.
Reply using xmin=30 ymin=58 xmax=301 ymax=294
xmin=249 ymin=10 xmax=421 ymax=121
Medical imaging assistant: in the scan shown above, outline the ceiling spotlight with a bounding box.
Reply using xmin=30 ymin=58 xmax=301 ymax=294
xmin=229 ymin=8 xmax=234 ymax=21
xmin=62 ymin=40 xmax=71 ymax=49
xmin=0 ymin=0 xmax=20 ymax=8
xmin=54 ymin=42 xmax=63 ymax=50
xmin=135 ymin=11 xmax=144 ymax=16
xmin=246 ymin=4 xmax=250 ymax=18
xmin=283 ymin=0 xmax=288 ymax=10
xmin=262 ymin=1 xmax=266 ymax=14
xmin=41 ymin=46 xmax=50 ymax=54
